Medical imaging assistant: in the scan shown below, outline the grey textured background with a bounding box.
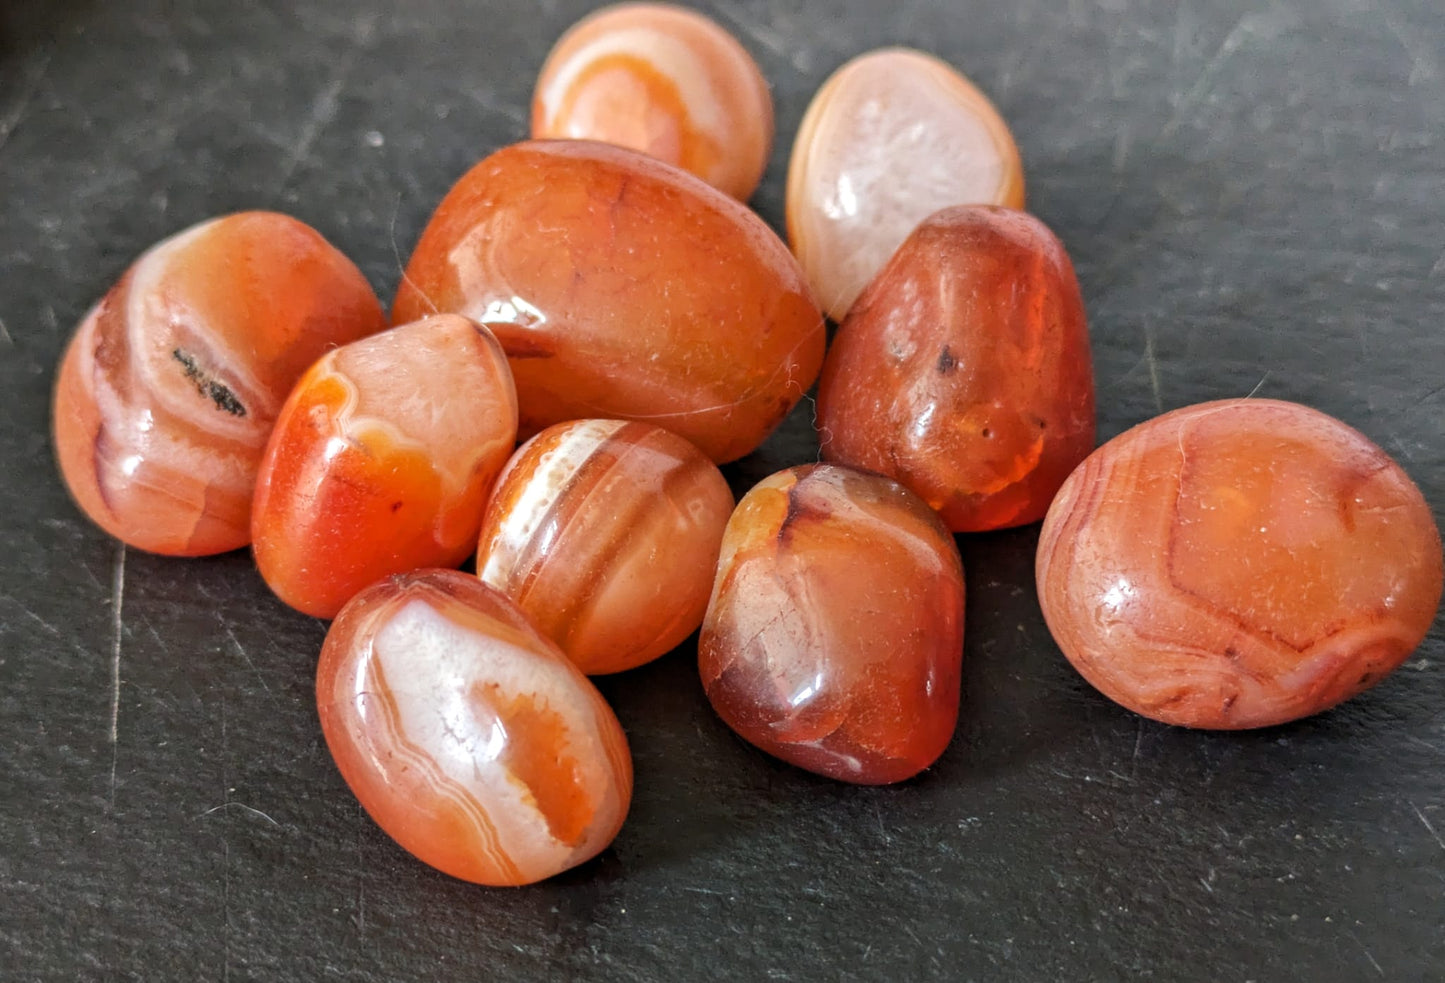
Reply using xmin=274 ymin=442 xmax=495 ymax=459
xmin=1 ymin=0 xmax=1442 ymax=980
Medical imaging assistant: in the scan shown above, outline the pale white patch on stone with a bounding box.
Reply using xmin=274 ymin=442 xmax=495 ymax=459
xmin=795 ymin=51 xmax=1012 ymax=317
xmin=372 ymin=598 xmax=616 ymax=880
xmin=479 ymin=420 xmax=625 ymax=587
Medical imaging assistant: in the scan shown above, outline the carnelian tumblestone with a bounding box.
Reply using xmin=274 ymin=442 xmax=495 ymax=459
xmin=318 ymin=570 xmax=632 ymax=886
xmin=1036 ymin=399 xmax=1444 ymax=730
xmin=477 ymin=419 xmax=733 ymax=675
xmin=787 ymin=48 xmax=1025 ymax=321
xmin=818 ymin=206 xmax=1095 ymax=532
xmin=252 ymin=315 xmax=518 ymax=619
xmin=52 ymin=211 xmax=385 ymax=555
xmin=533 ymin=2 xmax=773 ymax=201
xmin=699 ymin=464 xmax=965 ymax=784
xmin=392 ymin=140 xmax=825 ymax=464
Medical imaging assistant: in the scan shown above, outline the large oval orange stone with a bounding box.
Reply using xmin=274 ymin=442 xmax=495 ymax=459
xmin=392 ymin=140 xmax=825 ymax=464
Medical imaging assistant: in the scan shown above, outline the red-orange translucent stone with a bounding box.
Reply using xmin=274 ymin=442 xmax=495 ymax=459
xmin=1036 ymin=399 xmax=1444 ymax=729
xmin=532 ymin=2 xmax=773 ymax=201
xmin=818 ymin=205 xmax=1095 ymax=532
xmin=252 ymin=315 xmax=518 ymax=618
xmin=699 ymin=464 xmax=965 ymax=784
xmin=317 ymin=569 xmax=632 ymax=886
xmin=52 ymin=211 xmax=385 ymax=555
xmin=392 ymin=140 xmax=825 ymax=464
xmin=476 ymin=419 xmax=733 ymax=675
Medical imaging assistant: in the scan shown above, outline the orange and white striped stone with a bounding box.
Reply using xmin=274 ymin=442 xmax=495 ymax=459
xmin=477 ymin=419 xmax=733 ymax=675
xmin=318 ymin=570 xmax=632 ymax=886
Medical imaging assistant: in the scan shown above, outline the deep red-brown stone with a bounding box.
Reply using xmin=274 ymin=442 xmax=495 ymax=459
xmin=817 ymin=205 xmax=1095 ymax=532
xmin=698 ymin=464 xmax=965 ymax=783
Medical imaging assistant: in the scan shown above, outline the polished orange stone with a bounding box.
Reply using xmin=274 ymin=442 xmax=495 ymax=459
xmin=818 ymin=206 xmax=1095 ymax=532
xmin=252 ymin=315 xmax=517 ymax=619
xmin=787 ymin=48 xmax=1025 ymax=321
xmin=476 ymin=419 xmax=733 ymax=675
xmin=317 ymin=569 xmax=632 ymax=886
xmin=1036 ymin=399 xmax=1445 ymax=729
xmin=532 ymin=2 xmax=773 ymax=201
xmin=52 ymin=211 xmax=385 ymax=555
xmin=392 ymin=140 xmax=825 ymax=464
xmin=699 ymin=464 xmax=965 ymax=783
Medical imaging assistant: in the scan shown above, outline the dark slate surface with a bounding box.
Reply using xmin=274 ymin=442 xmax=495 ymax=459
xmin=2 ymin=0 xmax=1443 ymax=979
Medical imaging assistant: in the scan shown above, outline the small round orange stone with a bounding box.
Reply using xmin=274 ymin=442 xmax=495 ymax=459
xmin=477 ymin=419 xmax=733 ymax=675
xmin=532 ymin=2 xmax=773 ymax=201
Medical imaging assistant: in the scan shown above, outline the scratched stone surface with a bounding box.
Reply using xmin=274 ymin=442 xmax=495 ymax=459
xmin=1 ymin=0 xmax=1443 ymax=980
